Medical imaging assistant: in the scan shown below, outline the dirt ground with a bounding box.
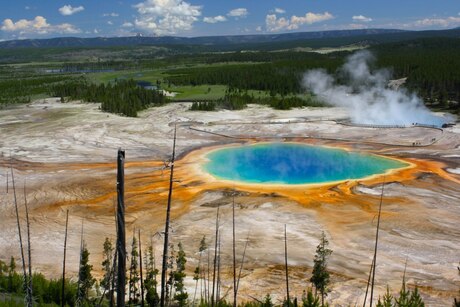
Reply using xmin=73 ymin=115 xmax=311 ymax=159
xmin=0 ymin=98 xmax=459 ymax=306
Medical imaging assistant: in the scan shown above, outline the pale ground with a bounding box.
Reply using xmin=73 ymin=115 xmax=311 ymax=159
xmin=0 ymin=98 xmax=459 ymax=306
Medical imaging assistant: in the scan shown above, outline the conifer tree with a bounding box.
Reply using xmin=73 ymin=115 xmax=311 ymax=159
xmin=376 ymin=286 xmax=394 ymax=307
xmin=262 ymin=294 xmax=274 ymax=307
xmin=174 ymin=242 xmax=188 ymax=306
xmin=302 ymin=288 xmax=320 ymax=307
xmin=77 ymin=244 xmax=96 ymax=303
xmin=129 ymin=234 xmax=140 ymax=305
xmin=408 ymin=287 xmax=424 ymax=307
xmin=101 ymin=237 xmax=113 ymax=290
xmin=145 ymin=242 xmax=160 ymax=307
xmin=310 ymin=232 xmax=332 ymax=307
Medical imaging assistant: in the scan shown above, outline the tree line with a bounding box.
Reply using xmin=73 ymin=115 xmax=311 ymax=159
xmin=165 ymin=37 xmax=460 ymax=112
xmin=50 ymin=78 xmax=168 ymax=117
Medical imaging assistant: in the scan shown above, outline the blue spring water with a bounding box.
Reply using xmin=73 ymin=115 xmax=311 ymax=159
xmin=203 ymin=143 xmax=408 ymax=184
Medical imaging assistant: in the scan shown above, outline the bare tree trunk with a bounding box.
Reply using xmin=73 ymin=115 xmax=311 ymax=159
xmin=139 ymin=229 xmax=145 ymax=307
xmin=24 ymin=182 xmax=33 ymax=306
xmin=232 ymin=194 xmax=237 ymax=307
xmin=61 ymin=210 xmax=69 ymax=307
xmin=369 ymin=180 xmax=385 ymax=307
xmin=211 ymin=205 xmax=220 ymax=307
xmin=216 ymin=232 xmax=221 ymax=304
xmin=362 ymin=256 xmax=374 ymax=307
xmin=129 ymin=231 xmax=134 ymax=304
xmin=76 ymin=220 xmax=84 ymax=306
xmin=116 ymin=149 xmax=126 ymax=307
xmin=284 ymin=224 xmax=290 ymax=306
xmin=235 ymin=231 xmax=250 ymax=296
xmin=161 ymin=125 xmax=177 ymax=307
xmin=110 ymin=197 xmax=118 ymax=307
xmin=207 ymin=248 xmax=210 ymax=304
xmin=10 ymin=165 xmax=30 ymax=306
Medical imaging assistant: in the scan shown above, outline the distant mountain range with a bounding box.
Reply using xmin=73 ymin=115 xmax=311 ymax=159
xmin=0 ymin=28 xmax=459 ymax=49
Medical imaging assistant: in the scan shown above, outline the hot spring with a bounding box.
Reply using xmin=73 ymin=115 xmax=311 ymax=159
xmin=203 ymin=143 xmax=408 ymax=185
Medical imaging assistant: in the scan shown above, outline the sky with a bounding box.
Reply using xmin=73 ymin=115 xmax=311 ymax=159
xmin=0 ymin=0 xmax=459 ymax=41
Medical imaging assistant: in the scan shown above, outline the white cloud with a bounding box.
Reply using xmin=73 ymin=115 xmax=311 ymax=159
xmin=107 ymin=21 xmax=114 ymax=25
xmin=203 ymin=15 xmax=227 ymax=24
xmin=256 ymin=26 xmax=262 ymax=32
xmin=133 ymin=0 xmax=201 ymax=35
xmin=25 ymin=6 xmax=31 ymax=10
xmin=352 ymin=15 xmax=372 ymax=22
xmin=59 ymin=5 xmax=85 ymax=16
xmin=122 ymin=22 xmax=134 ymax=28
xmin=413 ymin=16 xmax=460 ymax=28
xmin=1 ymin=16 xmax=80 ymax=35
xmin=227 ymin=8 xmax=248 ymax=18
xmin=103 ymin=13 xmax=119 ymax=17
xmin=266 ymin=15 xmax=290 ymax=32
xmin=274 ymin=8 xmax=285 ymax=14
xmin=266 ymin=12 xmax=334 ymax=32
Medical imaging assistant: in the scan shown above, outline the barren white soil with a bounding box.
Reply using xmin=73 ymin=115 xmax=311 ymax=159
xmin=0 ymin=98 xmax=459 ymax=306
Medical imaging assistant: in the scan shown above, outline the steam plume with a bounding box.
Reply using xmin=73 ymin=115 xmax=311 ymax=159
xmin=303 ymin=50 xmax=448 ymax=127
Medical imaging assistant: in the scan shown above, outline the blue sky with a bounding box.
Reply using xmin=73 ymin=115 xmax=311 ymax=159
xmin=1 ymin=0 xmax=459 ymax=40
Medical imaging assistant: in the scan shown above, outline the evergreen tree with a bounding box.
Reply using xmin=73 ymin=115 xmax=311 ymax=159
xmin=77 ymin=244 xmax=96 ymax=303
xmin=7 ymin=257 xmax=22 ymax=294
xmin=129 ymin=234 xmax=140 ymax=305
xmin=174 ymin=242 xmax=188 ymax=306
xmin=377 ymin=286 xmax=394 ymax=307
xmin=145 ymin=242 xmax=160 ymax=307
xmin=302 ymin=288 xmax=320 ymax=307
xmin=310 ymin=232 xmax=333 ymax=307
xmin=408 ymin=286 xmax=424 ymax=307
xmin=395 ymin=277 xmax=410 ymax=307
xmin=262 ymin=294 xmax=274 ymax=307
xmin=101 ymin=237 xmax=113 ymax=290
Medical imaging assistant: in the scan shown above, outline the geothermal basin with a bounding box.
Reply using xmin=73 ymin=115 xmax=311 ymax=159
xmin=203 ymin=143 xmax=408 ymax=185
xmin=1 ymin=100 xmax=459 ymax=306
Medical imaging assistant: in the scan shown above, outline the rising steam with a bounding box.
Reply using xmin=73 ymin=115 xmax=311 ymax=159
xmin=303 ymin=50 xmax=448 ymax=127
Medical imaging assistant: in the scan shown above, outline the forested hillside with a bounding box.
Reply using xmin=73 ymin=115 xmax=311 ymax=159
xmin=1 ymin=34 xmax=459 ymax=115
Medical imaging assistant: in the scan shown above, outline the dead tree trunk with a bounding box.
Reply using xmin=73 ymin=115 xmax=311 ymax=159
xmin=232 ymin=194 xmax=237 ymax=307
xmin=284 ymin=224 xmax=290 ymax=306
xmin=369 ymin=180 xmax=385 ymax=307
xmin=139 ymin=229 xmax=145 ymax=307
xmin=211 ymin=205 xmax=220 ymax=307
xmin=24 ymin=182 xmax=33 ymax=306
xmin=362 ymin=257 xmax=374 ymax=307
xmin=235 ymin=231 xmax=250 ymax=297
xmin=160 ymin=125 xmax=177 ymax=307
xmin=116 ymin=149 xmax=126 ymax=307
xmin=216 ymin=232 xmax=221 ymax=304
xmin=10 ymin=165 xmax=30 ymax=306
xmin=61 ymin=209 xmax=69 ymax=307
xmin=76 ymin=220 xmax=84 ymax=306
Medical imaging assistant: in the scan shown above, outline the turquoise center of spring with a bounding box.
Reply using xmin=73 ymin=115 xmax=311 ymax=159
xmin=203 ymin=143 xmax=407 ymax=184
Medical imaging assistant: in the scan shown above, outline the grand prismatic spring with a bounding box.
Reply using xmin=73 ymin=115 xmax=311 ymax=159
xmin=203 ymin=143 xmax=408 ymax=184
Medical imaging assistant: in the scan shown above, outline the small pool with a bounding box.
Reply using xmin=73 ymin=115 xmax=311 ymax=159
xmin=203 ymin=143 xmax=408 ymax=185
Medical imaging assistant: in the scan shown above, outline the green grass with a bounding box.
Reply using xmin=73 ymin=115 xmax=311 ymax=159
xmin=168 ymin=84 xmax=228 ymax=100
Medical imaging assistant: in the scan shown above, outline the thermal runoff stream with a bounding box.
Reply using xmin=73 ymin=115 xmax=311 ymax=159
xmin=204 ymin=143 xmax=408 ymax=184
